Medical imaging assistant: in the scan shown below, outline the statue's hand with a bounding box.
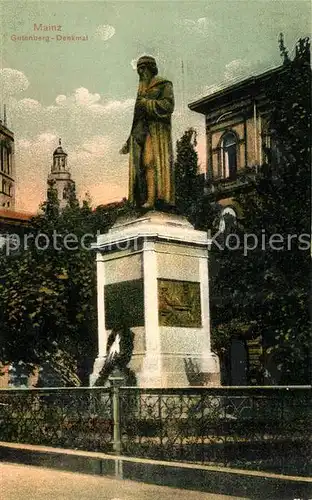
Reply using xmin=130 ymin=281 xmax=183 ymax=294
xmin=135 ymin=96 xmax=147 ymax=110
xmin=120 ymin=143 xmax=129 ymax=155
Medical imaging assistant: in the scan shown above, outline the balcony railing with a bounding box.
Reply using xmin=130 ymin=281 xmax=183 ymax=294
xmin=206 ymin=167 xmax=258 ymax=196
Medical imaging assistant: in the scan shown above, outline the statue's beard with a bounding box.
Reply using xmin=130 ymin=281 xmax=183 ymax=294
xmin=139 ymin=71 xmax=151 ymax=83
xmin=138 ymin=79 xmax=149 ymax=95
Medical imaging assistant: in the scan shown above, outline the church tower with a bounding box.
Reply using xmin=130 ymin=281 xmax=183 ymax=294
xmin=0 ymin=105 xmax=15 ymax=210
xmin=48 ymin=139 xmax=75 ymax=209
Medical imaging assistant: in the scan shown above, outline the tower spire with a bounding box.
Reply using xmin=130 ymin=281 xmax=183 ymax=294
xmin=3 ymin=104 xmax=7 ymax=127
xmin=48 ymin=139 xmax=75 ymax=209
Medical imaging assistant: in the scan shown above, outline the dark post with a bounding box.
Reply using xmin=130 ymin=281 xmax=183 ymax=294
xmin=109 ymin=367 xmax=125 ymax=477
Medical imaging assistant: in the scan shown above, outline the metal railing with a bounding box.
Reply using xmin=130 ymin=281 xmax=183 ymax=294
xmin=0 ymin=387 xmax=113 ymax=452
xmin=0 ymin=385 xmax=311 ymax=476
xmin=119 ymin=386 xmax=312 ymax=476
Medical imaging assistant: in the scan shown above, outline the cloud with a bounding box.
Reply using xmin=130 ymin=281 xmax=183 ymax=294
xmin=95 ymin=24 xmax=115 ymax=41
xmin=51 ymin=89 xmax=134 ymax=115
xmin=200 ymin=59 xmax=252 ymax=97
xmin=79 ymin=135 xmax=113 ymax=157
xmin=178 ymin=17 xmax=216 ymax=35
xmin=0 ymin=68 xmax=29 ymax=97
xmin=224 ymin=59 xmax=252 ymax=81
xmin=55 ymin=95 xmax=67 ymax=105
xmin=101 ymin=98 xmax=134 ymax=113
xmin=14 ymin=98 xmax=42 ymax=117
xmin=54 ymin=87 xmax=101 ymax=107
xmin=5 ymin=66 xmax=204 ymax=212
xmin=17 ymin=98 xmax=41 ymax=109
xmin=130 ymin=58 xmax=137 ymax=70
xmin=4 ymin=66 xmax=185 ymax=211
xmin=74 ymin=87 xmax=101 ymax=106
xmin=5 ymin=79 xmax=134 ymax=145
xmin=16 ymin=132 xmax=57 ymax=154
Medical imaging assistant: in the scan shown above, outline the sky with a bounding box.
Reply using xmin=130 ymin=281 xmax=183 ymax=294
xmin=0 ymin=0 xmax=310 ymax=212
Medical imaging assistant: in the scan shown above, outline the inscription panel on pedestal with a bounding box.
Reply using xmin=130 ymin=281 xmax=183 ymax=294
xmin=105 ymin=254 xmax=142 ymax=284
xmin=158 ymin=279 xmax=202 ymax=328
xmin=105 ymin=279 xmax=144 ymax=328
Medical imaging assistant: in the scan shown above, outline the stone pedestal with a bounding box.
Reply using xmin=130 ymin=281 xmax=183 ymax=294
xmin=90 ymin=211 xmax=220 ymax=388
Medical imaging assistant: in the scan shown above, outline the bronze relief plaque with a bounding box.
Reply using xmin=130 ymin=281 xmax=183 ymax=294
xmin=158 ymin=279 xmax=202 ymax=328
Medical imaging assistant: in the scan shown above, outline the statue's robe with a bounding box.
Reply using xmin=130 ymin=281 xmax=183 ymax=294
xmin=127 ymin=76 xmax=175 ymax=206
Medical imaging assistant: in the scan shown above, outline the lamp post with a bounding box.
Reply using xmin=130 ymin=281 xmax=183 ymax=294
xmin=108 ymin=367 xmax=124 ymax=456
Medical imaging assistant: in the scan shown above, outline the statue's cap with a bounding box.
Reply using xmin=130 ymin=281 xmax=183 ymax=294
xmin=137 ymin=55 xmax=156 ymax=67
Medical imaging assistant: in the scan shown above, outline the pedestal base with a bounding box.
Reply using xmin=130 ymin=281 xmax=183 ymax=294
xmin=137 ymin=351 xmax=220 ymax=388
xmin=92 ymin=210 xmax=220 ymax=388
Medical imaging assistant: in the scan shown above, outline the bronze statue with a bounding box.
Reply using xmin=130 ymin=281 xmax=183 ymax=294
xmin=120 ymin=56 xmax=175 ymax=208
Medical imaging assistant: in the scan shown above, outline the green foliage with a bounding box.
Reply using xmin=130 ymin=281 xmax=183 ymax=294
xmin=175 ymin=128 xmax=216 ymax=228
xmin=0 ymin=186 xmax=119 ymax=385
xmin=210 ymin=36 xmax=311 ymax=384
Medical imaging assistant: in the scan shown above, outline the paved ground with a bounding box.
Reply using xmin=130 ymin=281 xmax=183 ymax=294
xmin=1 ymin=462 xmax=247 ymax=500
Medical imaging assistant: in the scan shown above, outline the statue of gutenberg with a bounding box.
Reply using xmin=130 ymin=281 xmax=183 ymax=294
xmin=120 ymin=56 xmax=175 ymax=208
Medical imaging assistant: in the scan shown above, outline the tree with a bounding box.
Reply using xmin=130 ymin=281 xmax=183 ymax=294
xmin=210 ymin=36 xmax=311 ymax=384
xmin=175 ymin=128 xmax=199 ymax=213
xmin=175 ymin=128 xmax=216 ymax=228
xmin=0 ymin=184 xmax=115 ymax=385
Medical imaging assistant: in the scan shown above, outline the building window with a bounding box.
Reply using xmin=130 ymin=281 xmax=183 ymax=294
xmin=7 ymin=153 xmax=11 ymax=175
xmin=3 ymin=147 xmax=7 ymax=174
xmin=0 ymin=145 xmax=3 ymax=172
xmin=222 ymin=132 xmax=237 ymax=180
xmin=219 ymin=206 xmax=237 ymax=233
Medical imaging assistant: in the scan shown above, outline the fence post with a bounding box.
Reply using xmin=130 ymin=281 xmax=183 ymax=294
xmin=109 ymin=368 xmax=125 ymax=478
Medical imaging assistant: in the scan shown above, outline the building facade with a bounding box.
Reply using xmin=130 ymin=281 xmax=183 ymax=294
xmin=188 ymin=65 xmax=287 ymax=385
xmin=0 ymin=120 xmax=15 ymax=210
xmin=189 ymin=64 xmax=284 ymax=221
